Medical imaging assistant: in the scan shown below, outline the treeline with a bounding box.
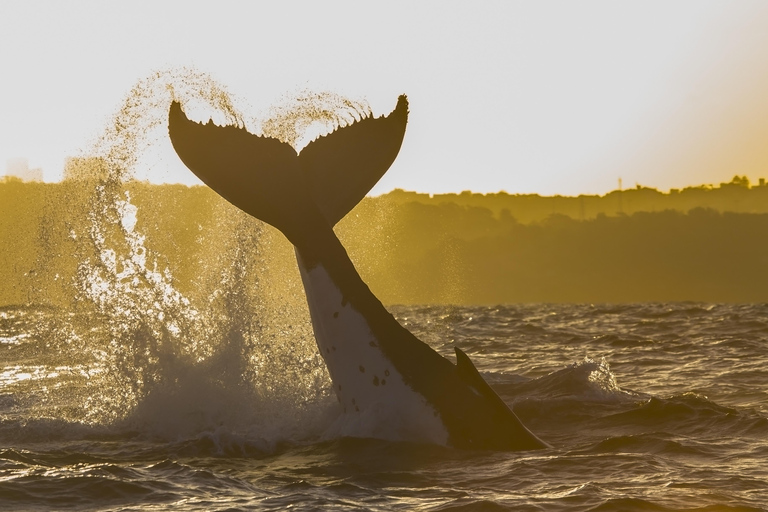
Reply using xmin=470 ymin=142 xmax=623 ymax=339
xmin=2 ymin=180 xmax=767 ymax=305
xmin=338 ymin=204 xmax=768 ymax=303
xmin=379 ymin=175 xmax=768 ymax=224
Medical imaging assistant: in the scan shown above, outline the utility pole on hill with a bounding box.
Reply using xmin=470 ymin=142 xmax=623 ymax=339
xmin=618 ymin=177 xmax=623 ymax=214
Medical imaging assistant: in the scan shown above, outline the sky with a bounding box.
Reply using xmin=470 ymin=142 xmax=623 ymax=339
xmin=2 ymin=1 xmax=768 ymax=196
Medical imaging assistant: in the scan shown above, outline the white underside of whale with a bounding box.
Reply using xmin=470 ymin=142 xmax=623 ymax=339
xmin=296 ymin=253 xmax=449 ymax=445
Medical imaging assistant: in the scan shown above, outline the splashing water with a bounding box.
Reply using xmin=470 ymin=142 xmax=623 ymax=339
xmin=19 ymin=69 xmax=378 ymax=446
xmin=94 ymin=68 xmax=244 ymax=183
xmin=262 ymin=90 xmax=371 ymax=150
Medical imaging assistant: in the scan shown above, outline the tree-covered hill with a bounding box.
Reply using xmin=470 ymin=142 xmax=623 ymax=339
xmin=2 ymin=177 xmax=767 ymax=305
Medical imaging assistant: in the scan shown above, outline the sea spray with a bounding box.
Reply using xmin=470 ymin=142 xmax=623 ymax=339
xmin=11 ymin=69 xmax=388 ymax=446
xmin=261 ymin=90 xmax=370 ymax=150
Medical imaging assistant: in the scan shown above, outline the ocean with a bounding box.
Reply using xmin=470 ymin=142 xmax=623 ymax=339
xmin=1 ymin=302 xmax=766 ymax=511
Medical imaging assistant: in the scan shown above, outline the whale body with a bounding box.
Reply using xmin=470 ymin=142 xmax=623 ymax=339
xmin=168 ymin=97 xmax=547 ymax=450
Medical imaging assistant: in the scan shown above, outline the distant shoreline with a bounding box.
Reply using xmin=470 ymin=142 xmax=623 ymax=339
xmin=2 ymin=177 xmax=767 ymax=305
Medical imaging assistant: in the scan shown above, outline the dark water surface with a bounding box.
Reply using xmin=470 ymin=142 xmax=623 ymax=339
xmin=1 ymin=303 xmax=766 ymax=511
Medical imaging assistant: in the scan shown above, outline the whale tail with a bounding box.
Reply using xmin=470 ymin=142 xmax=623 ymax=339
xmin=168 ymin=96 xmax=408 ymax=244
xmin=169 ymin=95 xmax=547 ymax=451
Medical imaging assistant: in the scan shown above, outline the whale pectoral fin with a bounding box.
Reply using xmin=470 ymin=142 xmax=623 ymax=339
xmin=455 ymin=347 xmax=508 ymax=406
xmin=298 ymin=95 xmax=408 ymax=226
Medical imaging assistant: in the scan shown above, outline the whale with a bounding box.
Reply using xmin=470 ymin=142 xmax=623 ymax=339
xmin=167 ymin=96 xmax=547 ymax=451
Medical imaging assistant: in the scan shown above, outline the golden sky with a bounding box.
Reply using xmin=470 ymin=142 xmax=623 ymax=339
xmin=2 ymin=1 xmax=768 ymax=195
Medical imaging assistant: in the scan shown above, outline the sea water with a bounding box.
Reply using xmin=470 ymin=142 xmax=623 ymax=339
xmin=1 ymin=303 xmax=766 ymax=510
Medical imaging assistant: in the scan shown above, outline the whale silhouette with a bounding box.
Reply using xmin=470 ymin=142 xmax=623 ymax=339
xmin=167 ymin=97 xmax=547 ymax=450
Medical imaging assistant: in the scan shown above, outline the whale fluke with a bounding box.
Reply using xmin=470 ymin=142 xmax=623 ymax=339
xmin=168 ymin=97 xmax=548 ymax=451
xmin=168 ymin=97 xmax=407 ymax=242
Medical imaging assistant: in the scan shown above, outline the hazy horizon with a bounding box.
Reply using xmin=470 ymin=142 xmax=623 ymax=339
xmin=2 ymin=156 xmax=762 ymax=198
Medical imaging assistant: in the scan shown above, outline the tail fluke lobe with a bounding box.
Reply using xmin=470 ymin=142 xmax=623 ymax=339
xmin=298 ymin=95 xmax=408 ymax=225
xmin=168 ymin=101 xmax=321 ymax=245
xmin=168 ymin=96 xmax=409 ymax=242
